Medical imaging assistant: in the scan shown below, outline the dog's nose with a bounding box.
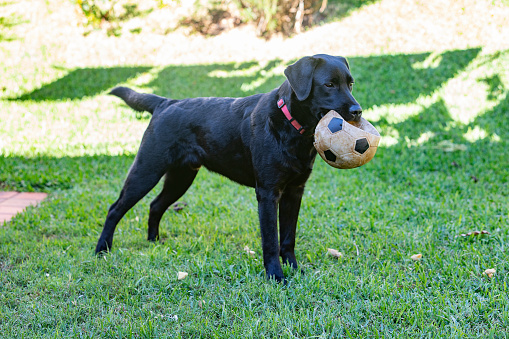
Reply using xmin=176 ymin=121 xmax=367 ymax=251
xmin=349 ymin=104 xmax=362 ymax=117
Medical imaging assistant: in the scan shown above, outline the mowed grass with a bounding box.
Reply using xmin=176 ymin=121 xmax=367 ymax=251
xmin=1 ymin=3 xmax=509 ymax=338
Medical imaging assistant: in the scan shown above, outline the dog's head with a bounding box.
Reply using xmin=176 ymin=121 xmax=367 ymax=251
xmin=284 ymin=54 xmax=362 ymax=123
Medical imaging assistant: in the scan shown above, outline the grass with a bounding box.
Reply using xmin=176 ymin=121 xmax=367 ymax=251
xmin=1 ymin=0 xmax=509 ymax=337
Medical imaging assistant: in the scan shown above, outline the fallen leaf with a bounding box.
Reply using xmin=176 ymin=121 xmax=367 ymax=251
xmin=198 ymin=300 xmax=205 ymax=308
xmin=172 ymin=202 xmax=188 ymax=211
xmin=483 ymin=268 xmax=496 ymax=278
xmin=327 ymin=248 xmax=342 ymax=258
xmin=410 ymin=253 xmax=422 ymax=261
xmin=243 ymin=246 xmax=255 ymax=256
xmin=177 ymin=271 xmax=188 ymax=280
xmin=457 ymin=230 xmax=490 ymax=237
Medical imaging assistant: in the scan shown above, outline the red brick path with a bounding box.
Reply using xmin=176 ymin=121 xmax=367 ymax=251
xmin=0 ymin=192 xmax=48 ymax=225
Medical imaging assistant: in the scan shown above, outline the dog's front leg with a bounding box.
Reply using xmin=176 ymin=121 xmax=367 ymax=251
xmin=279 ymin=185 xmax=304 ymax=270
xmin=256 ymin=186 xmax=284 ymax=282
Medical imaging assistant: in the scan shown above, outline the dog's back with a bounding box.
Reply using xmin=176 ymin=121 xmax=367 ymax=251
xmin=110 ymin=86 xmax=275 ymax=187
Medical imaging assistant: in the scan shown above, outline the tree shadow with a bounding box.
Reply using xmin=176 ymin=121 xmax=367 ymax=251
xmin=325 ymin=0 xmax=382 ymax=23
xmin=471 ymin=91 xmax=508 ymax=140
xmin=145 ymin=59 xmax=284 ymax=99
xmin=144 ymin=48 xmax=481 ymax=110
xmin=380 ymin=50 xmax=506 ymax=148
xmin=368 ymin=72 xmax=508 ymax=185
xmin=478 ymin=75 xmax=505 ymax=101
xmin=349 ymin=48 xmax=481 ymax=108
xmin=11 ymin=66 xmax=152 ymax=101
xmin=6 ymin=48 xmax=487 ymax=169
xmin=8 ymin=48 xmax=480 ymax=109
xmin=0 ymin=153 xmax=134 ymax=192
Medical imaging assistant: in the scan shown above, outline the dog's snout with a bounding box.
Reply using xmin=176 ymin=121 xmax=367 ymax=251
xmin=349 ymin=104 xmax=362 ymax=117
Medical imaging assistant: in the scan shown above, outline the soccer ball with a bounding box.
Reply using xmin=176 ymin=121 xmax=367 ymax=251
xmin=314 ymin=110 xmax=380 ymax=169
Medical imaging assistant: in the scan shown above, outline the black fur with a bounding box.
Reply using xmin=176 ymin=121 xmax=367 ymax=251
xmin=109 ymin=87 xmax=166 ymax=114
xmin=95 ymin=54 xmax=362 ymax=282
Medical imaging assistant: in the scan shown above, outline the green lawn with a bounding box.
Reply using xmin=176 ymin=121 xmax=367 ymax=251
xmin=1 ymin=1 xmax=509 ymax=337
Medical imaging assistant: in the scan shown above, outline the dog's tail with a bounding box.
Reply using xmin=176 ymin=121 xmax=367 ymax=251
xmin=109 ymin=86 xmax=166 ymax=114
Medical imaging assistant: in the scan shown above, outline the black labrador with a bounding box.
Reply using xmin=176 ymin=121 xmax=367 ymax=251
xmin=95 ymin=54 xmax=362 ymax=282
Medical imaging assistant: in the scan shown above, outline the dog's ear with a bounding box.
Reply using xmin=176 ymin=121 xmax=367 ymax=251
xmin=338 ymin=56 xmax=350 ymax=70
xmin=284 ymin=56 xmax=321 ymax=101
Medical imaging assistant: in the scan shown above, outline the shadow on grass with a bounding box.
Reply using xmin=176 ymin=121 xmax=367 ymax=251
xmin=12 ymin=66 xmax=152 ymax=101
xmin=325 ymin=0 xmax=381 ymax=23
xmin=1 ymin=91 xmax=506 ymax=190
xmin=5 ymin=47 xmax=506 ymax=192
xmin=0 ymin=153 xmax=134 ymax=192
xmin=350 ymin=48 xmax=481 ymax=108
xmin=143 ymin=49 xmax=481 ymax=106
xmin=146 ymin=59 xmax=284 ymax=99
xmin=12 ymin=48 xmax=480 ymax=109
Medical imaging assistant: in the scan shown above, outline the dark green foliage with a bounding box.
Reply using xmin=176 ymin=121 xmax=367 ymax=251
xmin=73 ymin=0 xmax=153 ymax=36
xmin=70 ymin=0 xmax=380 ymax=37
xmin=183 ymin=0 xmax=380 ymax=36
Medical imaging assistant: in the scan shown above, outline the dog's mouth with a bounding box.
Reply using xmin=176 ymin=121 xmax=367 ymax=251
xmin=318 ymin=109 xmax=361 ymax=123
xmin=318 ymin=110 xmax=328 ymax=120
xmin=346 ymin=114 xmax=362 ymax=123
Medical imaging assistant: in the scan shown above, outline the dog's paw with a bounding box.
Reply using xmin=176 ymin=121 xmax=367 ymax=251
xmin=147 ymin=235 xmax=159 ymax=242
xmin=267 ymin=273 xmax=286 ymax=284
xmin=95 ymin=240 xmax=112 ymax=255
xmin=280 ymin=252 xmax=298 ymax=270
xmin=266 ymin=264 xmax=285 ymax=283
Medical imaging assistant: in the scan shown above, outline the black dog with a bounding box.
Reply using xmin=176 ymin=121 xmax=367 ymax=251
xmin=95 ymin=54 xmax=362 ymax=282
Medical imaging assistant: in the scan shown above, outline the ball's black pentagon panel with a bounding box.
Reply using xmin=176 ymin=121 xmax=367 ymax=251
xmin=355 ymin=138 xmax=369 ymax=154
xmin=327 ymin=117 xmax=344 ymax=134
xmin=324 ymin=149 xmax=337 ymax=162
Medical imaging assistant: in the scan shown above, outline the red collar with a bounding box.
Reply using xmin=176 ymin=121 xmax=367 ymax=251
xmin=277 ymin=98 xmax=305 ymax=134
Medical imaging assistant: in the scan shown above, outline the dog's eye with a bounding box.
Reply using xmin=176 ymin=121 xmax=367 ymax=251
xmin=349 ymin=83 xmax=354 ymax=91
xmin=324 ymin=83 xmax=334 ymax=88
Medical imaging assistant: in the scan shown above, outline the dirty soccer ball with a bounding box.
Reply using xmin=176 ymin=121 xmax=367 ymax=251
xmin=314 ymin=110 xmax=381 ymax=169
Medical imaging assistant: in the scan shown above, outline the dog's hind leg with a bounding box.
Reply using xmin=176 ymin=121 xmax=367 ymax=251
xmin=95 ymin=154 xmax=168 ymax=254
xmin=147 ymin=167 xmax=199 ymax=241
